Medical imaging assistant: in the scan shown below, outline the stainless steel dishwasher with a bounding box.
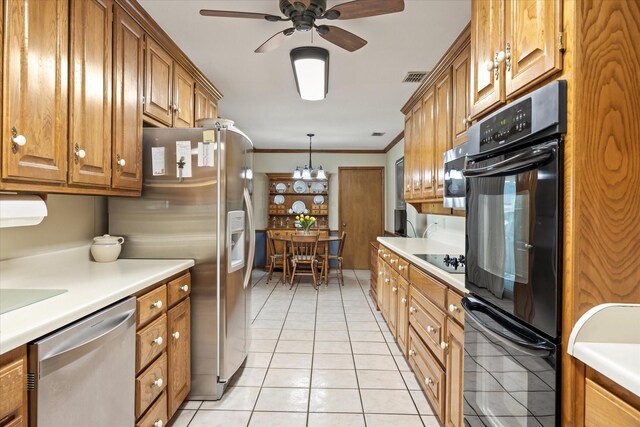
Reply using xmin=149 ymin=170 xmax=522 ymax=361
xmin=27 ymin=297 xmax=136 ymax=426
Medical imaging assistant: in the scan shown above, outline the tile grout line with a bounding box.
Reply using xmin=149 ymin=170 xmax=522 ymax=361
xmin=305 ymin=272 xmax=321 ymax=427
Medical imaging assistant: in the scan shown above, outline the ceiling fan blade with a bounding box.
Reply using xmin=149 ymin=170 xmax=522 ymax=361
xmin=317 ymin=25 xmax=367 ymax=52
xmin=325 ymin=0 xmax=404 ymax=20
xmin=255 ymin=28 xmax=295 ymax=53
xmin=199 ymin=9 xmax=283 ymax=21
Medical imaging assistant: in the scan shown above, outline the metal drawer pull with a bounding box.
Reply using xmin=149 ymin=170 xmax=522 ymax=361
xmin=383 ymin=253 xmax=389 ymax=258
xmin=172 ymin=331 xmax=180 ymax=340
xmin=151 ymin=300 xmax=163 ymax=309
xmin=448 ymin=304 xmax=459 ymax=313
xmin=179 ymin=284 xmax=189 ymax=292
xmin=409 ymin=306 xmax=417 ymax=314
xmin=409 ymin=349 xmax=416 ymax=356
xmin=426 ymin=377 xmax=434 ymax=385
xmin=153 ymin=378 xmax=163 ymax=388
xmin=152 ymin=336 xmax=163 ymax=346
xmin=154 ymin=420 xmax=163 ymax=427
xmin=440 ymin=341 xmax=449 ymax=350
xmin=427 ymin=325 xmax=436 ymax=334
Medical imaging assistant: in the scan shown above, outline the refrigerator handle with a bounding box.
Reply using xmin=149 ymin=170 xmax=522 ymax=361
xmin=243 ymin=188 xmax=256 ymax=289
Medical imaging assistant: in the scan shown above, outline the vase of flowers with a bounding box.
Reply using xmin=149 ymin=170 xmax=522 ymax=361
xmin=296 ymin=215 xmax=316 ymax=234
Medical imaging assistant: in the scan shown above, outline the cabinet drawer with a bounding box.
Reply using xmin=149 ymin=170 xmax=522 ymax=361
xmin=409 ymin=289 xmax=446 ymax=364
xmin=585 ymin=379 xmax=640 ymax=427
xmin=167 ymin=272 xmax=191 ymax=307
xmin=135 ymin=390 xmax=167 ymax=427
xmin=409 ymin=266 xmax=446 ymax=309
xmin=447 ymin=289 xmax=464 ymax=325
xmin=0 ymin=355 xmax=24 ymax=421
xmin=397 ymin=258 xmax=410 ymax=280
xmin=408 ymin=327 xmax=445 ymax=422
xmin=136 ymin=352 xmax=168 ymax=418
xmin=387 ymin=252 xmax=401 ymax=272
xmin=2 ymin=416 xmax=23 ymax=427
xmin=137 ymin=285 xmax=167 ymax=327
xmin=137 ymin=314 xmax=167 ymax=372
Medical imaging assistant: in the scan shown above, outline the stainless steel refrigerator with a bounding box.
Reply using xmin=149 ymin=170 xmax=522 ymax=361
xmin=108 ymin=121 xmax=255 ymax=400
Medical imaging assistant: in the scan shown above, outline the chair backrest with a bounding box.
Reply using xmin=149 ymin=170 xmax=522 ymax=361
xmin=290 ymin=234 xmax=319 ymax=259
xmin=266 ymin=230 xmax=277 ymax=254
xmin=337 ymin=231 xmax=347 ymax=257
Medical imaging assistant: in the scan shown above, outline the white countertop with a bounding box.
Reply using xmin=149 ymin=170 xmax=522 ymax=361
xmin=377 ymin=237 xmax=467 ymax=294
xmin=0 ymin=245 xmax=194 ymax=353
xmin=567 ymin=304 xmax=640 ymax=397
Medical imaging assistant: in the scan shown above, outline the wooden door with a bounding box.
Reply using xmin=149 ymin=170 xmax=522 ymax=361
xmin=339 ymin=167 xmax=384 ymax=269
xmin=69 ymin=0 xmax=112 ymax=187
xmin=194 ymin=83 xmax=209 ymax=122
xmin=452 ymin=45 xmax=471 ymax=147
xmin=445 ymin=319 xmax=464 ymax=427
xmin=144 ymin=37 xmax=173 ymax=126
xmin=167 ymin=298 xmax=191 ymax=418
xmin=173 ymin=64 xmax=195 ymax=128
xmin=504 ymin=0 xmax=562 ymax=98
xmin=470 ymin=0 xmax=504 ymax=119
xmin=2 ymin=0 xmax=68 ymax=183
xmin=396 ymin=277 xmax=408 ymax=356
xmin=410 ymin=104 xmax=423 ymax=200
xmin=403 ymin=113 xmax=413 ymax=200
xmin=434 ymin=70 xmax=453 ymax=198
xmin=112 ymin=6 xmax=144 ymax=191
xmin=421 ymin=87 xmax=436 ymax=199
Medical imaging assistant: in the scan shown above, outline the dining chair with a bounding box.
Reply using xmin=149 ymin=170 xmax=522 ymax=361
xmin=289 ymin=234 xmax=320 ymax=290
xmin=266 ymin=230 xmax=288 ymax=285
xmin=320 ymin=232 xmax=347 ymax=286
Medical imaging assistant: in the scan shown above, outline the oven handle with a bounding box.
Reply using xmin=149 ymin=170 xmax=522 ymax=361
xmin=462 ymin=144 xmax=555 ymax=178
xmin=461 ymin=295 xmax=555 ymax=357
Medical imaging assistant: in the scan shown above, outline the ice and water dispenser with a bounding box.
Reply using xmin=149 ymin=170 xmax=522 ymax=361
xmin=227 ymin=210 xmax=246 ymax=272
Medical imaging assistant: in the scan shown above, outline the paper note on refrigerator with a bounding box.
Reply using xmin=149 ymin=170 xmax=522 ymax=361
xmin=198 ymin=142 xmax=215 ymax=167
xmin=203 ymin=130 xmax=216 ymax=143
xmin=176 ymin=141 xmax=193 ymax=178
xmin=151 ymin=147 xmax=166 ymax=176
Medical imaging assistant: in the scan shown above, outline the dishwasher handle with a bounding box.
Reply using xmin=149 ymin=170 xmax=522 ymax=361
xmin=39 ymin=307 xmax=136 ymax=378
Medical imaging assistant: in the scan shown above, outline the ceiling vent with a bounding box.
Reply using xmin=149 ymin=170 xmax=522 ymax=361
xmin=371 ymin=132 xmax=386 ymax=137
xmin=402 ymin=71 xmax=427 ymax=83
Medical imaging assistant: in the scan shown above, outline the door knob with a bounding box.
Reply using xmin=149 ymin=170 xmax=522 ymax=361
xmin=392 ymin=287 xmax=398 ymax=293
xmin=11 ymin=127 xmax=26 ymax=153
xmin=409 ymin=349 xmax=416 ymax=356
xmin=342 ymin=223 xmax=347 ymax=228
xmin=427 ymin=325 xmax=436 ymax=334
xmin=153 ymin=336 xmax=163 ymax=346
xmin=401 ymin=297 xmax=406 ymax=304
xmin=410 ymin=306 xmax=417 ymax=314
xmin=153 ymin=378 xmax=163 ymax=388
xmin=440 ymin=341 xmax=449 ymax=350
xmin=172 ymin=331 xmax=180 ymax=340
xmin=74 ymin=144 xmax=86 ymax=163
xmin=116 ymin=154 xmax=126 ymax=171
xmin=449 ymin=304 xmax=459 ymax=313
xmin=426 ymin=377 xmax=434 ymax=385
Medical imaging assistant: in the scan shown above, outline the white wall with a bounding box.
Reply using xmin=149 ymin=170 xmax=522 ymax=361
xmin=253 ymin=152 xmax=387 ymax=230
xmin=0 ymin=194 xmax=107 ymax=260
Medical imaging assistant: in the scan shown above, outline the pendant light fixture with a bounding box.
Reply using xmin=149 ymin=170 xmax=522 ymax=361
xmin=293 ymin=133 xmax=326 ymax=180
xmin=290 ymin=47 xmax=329 ymax=101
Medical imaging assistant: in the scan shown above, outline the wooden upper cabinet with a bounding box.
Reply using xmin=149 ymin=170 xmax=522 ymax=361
xmin=69 ymin=0 xmax=113 ymax=187
xmin=470 ymin=0 xmax=504 ymax=119
xmin=420 ymin=88 xmax=435 ymax=199
xmin=112 ymin=5 xmax=144 ymax=191
xmin=504 ymin=0 xmax=562 ymax=98
xmin=209 ymin=97 xmax=219 ymax=120
xmin=194 ymin=83 xmax=209 ymax=122
xmin=173 ymin=64 xmax=195 ymax=128
xmin=144 ymin=37 xmax=173 ymax=126
xmin=410 ymin=102 xmax=424 ymax=200
xmin=452 ymin=45 xmax=471 ymax=147
xmin=2 ymin=0 xmax=68 ymax=183
xmin=434 ymin=70 xmax=452 ymax=198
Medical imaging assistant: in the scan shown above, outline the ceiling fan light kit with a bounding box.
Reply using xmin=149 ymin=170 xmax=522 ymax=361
xmin=290 ymin=46 xmax=329 ymax=101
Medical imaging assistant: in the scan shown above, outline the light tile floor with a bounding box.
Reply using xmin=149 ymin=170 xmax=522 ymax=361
xmin=170 ymin=269 xmax=439 ymax=427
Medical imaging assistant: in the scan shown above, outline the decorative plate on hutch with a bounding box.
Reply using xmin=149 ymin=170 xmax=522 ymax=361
xmin=275 ymin=183 xmax=287 ymax=193
xmin=311 ymin=182 xmax=325 ymax=193
xmin=293 ymin=180 xmax=307 ymax=193
xmin=292 ymin=200 xmax=306 ymax=214
xmin=313 ymin=195 xmax=325 ymax=204
xmin=273 ymin=195 xmax=285 ymax=205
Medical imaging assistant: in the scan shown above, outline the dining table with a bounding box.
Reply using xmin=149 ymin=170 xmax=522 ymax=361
xmin=269 ymin=233 xmax=340 ymax=286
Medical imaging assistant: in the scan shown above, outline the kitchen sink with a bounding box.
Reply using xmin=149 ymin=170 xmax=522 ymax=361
xmin=0 ymin=288 xmax=67 ymax=315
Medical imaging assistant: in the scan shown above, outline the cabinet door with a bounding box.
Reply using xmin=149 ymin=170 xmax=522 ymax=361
xmin=396 ymin=277 xmax=408 ymax=356
xmin=420 ymin=87 xmax=436 ymax=199
xmin=144 ymin=37 xmax=173 ymax=126
xmin=2 ymin=0 xmax=68 ymax=183
xmin=194 ymin=83 xmax=209 ymax=122
xmin=173 ymin=64 xmax=195 ymax=128
xmin=209 ymin=95 xmax=218 ymax=119
xmin=167 ymin=298 xmax=191 ymax=418
xmin=410 ymin=103 xmax=424 ymax=200
xmin=112 ymin=6 xmax=144 ymax=191
xmin=377 ymin=257 xmax=385 ymax=310
xmin=504 ymin=0 xmax=562 ymax=98
xmin=434 ymin=70 xmax=452 ymax=198
xmin=470 ymin=0 xmax=504 ymax=119
xmin=403 ymin=113 xmax=413 ymax=200
xmin=445 ymin=319 xmax=464 ymax=427
xmin=388 ymin=272 xmax=398 ymax=336
xmin=69 ymin=0 xmax=112 ymax=187
xmin=452 ymin=45 xmax=471 ymax=147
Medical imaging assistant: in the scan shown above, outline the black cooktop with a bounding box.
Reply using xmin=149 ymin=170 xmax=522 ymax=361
xmin=414 ymin=254 xmax=465 ymax=274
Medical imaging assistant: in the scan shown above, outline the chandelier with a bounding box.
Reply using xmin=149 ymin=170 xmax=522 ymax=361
xmin=293 ymin=133 xmax=326 ymax=180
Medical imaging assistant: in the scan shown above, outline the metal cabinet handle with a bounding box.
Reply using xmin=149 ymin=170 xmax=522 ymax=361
xmin=153 ymin=378 xmax=163 ymax=388
xmin=398 ymin=265 xmax=406 ymax=271
xmin=151 ymin=300 xmax=163 ymax=309
xmin=409 ymin=349 xmax=416 ymax=356
xmin=172 ymin=331 xmax=180 ymax=340
xmin=383 ymin=253 xmax=389 ymax=258
xmin=449 ymin=304 xmax=459 ymax=313
xmin=427 ymin=325 xmax=436 ymax=334
xmin=410 ymin=306 xmax=417 ymax=314
xmin=153 ymin=336 xmax=163 ymax=346
xmin=11 ymin=127 xmax=26 ymax=153
xmin=384 ymin=278 xmax=390 ymax=283
xmin=179 ymin=284 xmax=189 ymax=292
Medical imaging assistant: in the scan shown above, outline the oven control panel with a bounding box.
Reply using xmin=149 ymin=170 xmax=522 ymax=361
xmin=480 ymin=98 xmax=532 ymax=150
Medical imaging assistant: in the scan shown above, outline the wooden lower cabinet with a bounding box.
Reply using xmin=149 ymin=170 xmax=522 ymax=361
xmin=396 ymin=276 xmax=409 ymax=356
xmin=445 ymin=318 xmax=464 ymax=427
xmin=0 ymin=346 xmax=27 ymax=426
xmin=134 ymin=271 xmax=191 ymax=426
xmin=387 ymin=271 xmax=398 ymax=336
xmin=369 ymin=242 xmax=379 ymax=308
xmin=584 ymin=378 xmax=640 ymax=427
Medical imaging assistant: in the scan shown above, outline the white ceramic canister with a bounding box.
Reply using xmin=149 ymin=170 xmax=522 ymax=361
xmin=91 ymin=234 xmax=125 ymax=262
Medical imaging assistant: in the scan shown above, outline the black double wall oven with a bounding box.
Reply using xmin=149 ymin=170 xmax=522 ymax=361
xmin=462 ymin=81 xmax=567 ymax=427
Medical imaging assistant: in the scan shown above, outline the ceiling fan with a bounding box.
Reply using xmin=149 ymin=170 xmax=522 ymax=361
xmin=199 ymin=0 xmax=405 ymax=53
